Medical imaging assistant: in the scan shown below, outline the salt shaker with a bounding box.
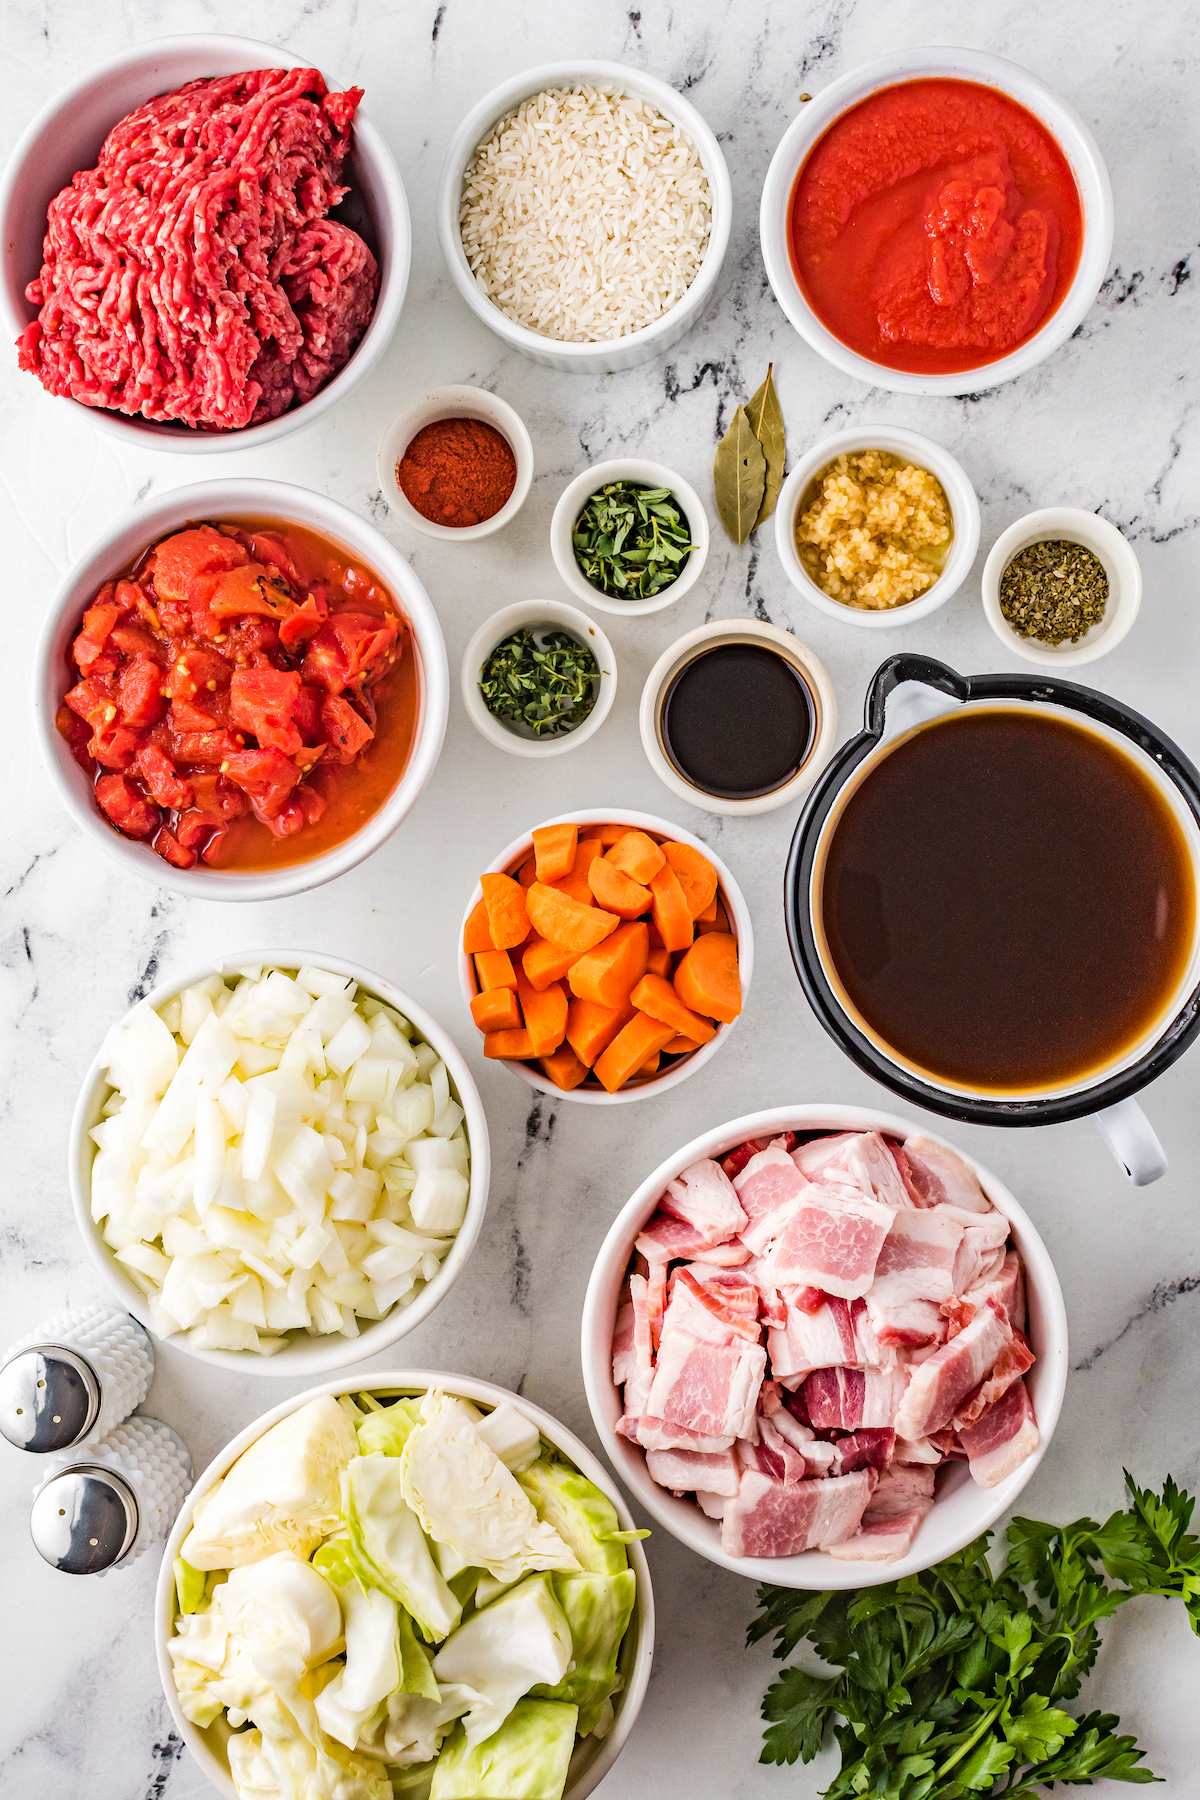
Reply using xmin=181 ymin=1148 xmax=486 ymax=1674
xmin=0 ymin=1303 xmax=154 ymax=1453
xmin=30 ymin=1415 xmax=192 ymax=1575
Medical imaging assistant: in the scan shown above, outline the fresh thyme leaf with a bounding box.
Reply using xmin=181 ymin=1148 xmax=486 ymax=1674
xmin=478 ymin=627 xmax=600 ymax=738
xmin=571 ymin=480 xmax=694 ymax=600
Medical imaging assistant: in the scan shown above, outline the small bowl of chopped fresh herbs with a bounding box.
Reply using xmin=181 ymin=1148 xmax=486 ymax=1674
xmin=982 ymin=506 xmax=1142 ymax=667
xmin=461 ymin=599 xmax=617 ymax=758
xmin=550 ymin=458 xmax=710 ymax=616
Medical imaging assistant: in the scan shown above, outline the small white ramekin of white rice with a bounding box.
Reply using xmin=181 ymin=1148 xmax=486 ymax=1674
xmin=437 ymin=61 xmax=732 ymax=373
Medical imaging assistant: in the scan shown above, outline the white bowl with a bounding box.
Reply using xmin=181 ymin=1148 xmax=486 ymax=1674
xmin=550 ymin=459 xmax=710 ymax=618
xmin=34 ymin=478 xmax=449 ymax=902
xmin=774 ymin=425 xmax=981 ymax=629
xmin=981 ymin=506 xmax=1142 ymax=666
xmin=461 ymin=601 xmax=617 ymax=758
xmin=154 ymin=1370 xmax=654 ymax=1800
xmin=638 ymin=619 xmax=839 ymax=816
xmin=376 ymin=385 xmax=534 ymax=541
xmin=582 ymin=1103 xmax=1067 ymax=1587
xmin=760 ymin=47 xmax=1114 ymax=396
xmin=69 ymin=951 xmax=490 ymax=1378
xmin=458 ymin=808 xmax=753 ymax=1105
xmin=0 ymin=35 xmax=410 ymax=451
xmin=436 ymin=60 xmax=732 ymax=374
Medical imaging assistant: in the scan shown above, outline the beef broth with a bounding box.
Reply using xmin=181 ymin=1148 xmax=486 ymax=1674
xmin=818 ymin=707 xmax=1196 ymax=1091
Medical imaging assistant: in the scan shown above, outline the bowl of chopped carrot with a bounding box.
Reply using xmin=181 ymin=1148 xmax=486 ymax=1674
xmin=457 ymin=810 xmax=753 ymax=1104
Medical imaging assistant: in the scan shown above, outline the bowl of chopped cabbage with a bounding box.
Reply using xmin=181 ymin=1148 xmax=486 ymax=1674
xmin=155 ymin=1373 xmax=654 ymax=1800
xmin=69 ymin=952 xmax=490 ymax=1374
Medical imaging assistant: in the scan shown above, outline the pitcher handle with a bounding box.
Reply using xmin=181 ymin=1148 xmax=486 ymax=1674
xmin=1092 ymin=1098 xmax=1168 ymax=1185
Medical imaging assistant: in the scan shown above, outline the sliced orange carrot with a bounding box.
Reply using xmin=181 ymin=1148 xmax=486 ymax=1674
xmin=696 ymin=892 xmax=719 ymax=924
xmin=696 ymin=898 xmax=731 ymax=936
xmin=607 ymin=829 xmax=665 ymax=885
xmin=646 ymin=945 xmax=672 ymax=978
xmin=662 ymin=1034 xmax=703 ymax=1055
xmin=587 ymin=856 xmax=652 ymax=919
xmin=566 ymin=994 xmax=637 ymax=1067
xmin=673 ymin=931 xmax=742 ymax=1023
xmin=550 ymin=837 xmax=604 ymax=904
xmin=532 ymin=822 xmax=578 ymax=884
xmin=637 ymin=1050 xmax=661 ymax=1076
xmin=647 ymin=922 xmax=665 ymax=949
xmin=540 ymin=1043 xmax=590 ymax=1091
xmin=470 ymin=988 xmax=523 ymax=1033
xmin=515 ymin=970 xmax=568 ymax=1055
xmin=463 ymin=899 xmax=494 ymax=954
xmin=484 ymin=1027 xmax=535 ymax=1060
xmin=481 ymin=872 xmax=530 ymax=950
xmin=649 ymin=863 xmax=694 ymax=953
xmin=629 ymin=972 xmax=717 ymax=1042
xmin=594 ymin=823 xmax=628 ymax=846
xmin=522 ymin=936 xmax=580 ymax=992
xmin=593 ymin=1012 xmax=676 ymax=1093
xmin=568 ymin=921 xmax=650 ymax=1011
xmin=516 ymin=855 xmax=537 ymax=888
xmin=663 ymin=842 xmax=719 ymax=920
xmin=475 ymin=948 xmax=517 ymax=992
xmin=527 ymin=882 xmax=618 ymax=953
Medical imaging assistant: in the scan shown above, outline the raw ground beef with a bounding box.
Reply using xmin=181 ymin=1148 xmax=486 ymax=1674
xmin=17 ymin=68 xmax=379 ymax=431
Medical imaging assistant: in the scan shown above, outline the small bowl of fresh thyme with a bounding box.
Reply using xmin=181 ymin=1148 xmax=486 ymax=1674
xmin=550 ymin=458 xmax=710 ymax=617
xmin=982 ymin=506 xmax=1143 ymax=668
xmin=461 ymin=599 xmax=617 ymax=758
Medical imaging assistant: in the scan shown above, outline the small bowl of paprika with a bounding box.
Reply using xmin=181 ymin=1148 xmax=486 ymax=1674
xmin=376 ymin=383 xmax=534 ymax=540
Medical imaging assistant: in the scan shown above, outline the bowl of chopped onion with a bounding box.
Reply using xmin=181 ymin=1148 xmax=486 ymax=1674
xmin=69 ymin=952 xmax=490 ymax=1374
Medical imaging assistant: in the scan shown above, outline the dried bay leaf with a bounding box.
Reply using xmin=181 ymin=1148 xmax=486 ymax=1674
xmin=713 ymin=404 xmax=767 ymax=544
xmin=746 ymin=363 xmax=785 ymax=529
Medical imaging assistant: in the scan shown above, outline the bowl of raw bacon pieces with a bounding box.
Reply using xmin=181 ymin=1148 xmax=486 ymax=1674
xmin=582 ymin=1104 xmax=1067 ymax=1587
xmin=0 ymin=34 xmax=409 ymax=448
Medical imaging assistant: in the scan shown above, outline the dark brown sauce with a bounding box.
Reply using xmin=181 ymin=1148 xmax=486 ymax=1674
xmin=661 ymin=644 xmax=815 ymax=800
xmin=819 ymin=708 xmax=1196 ymax=1090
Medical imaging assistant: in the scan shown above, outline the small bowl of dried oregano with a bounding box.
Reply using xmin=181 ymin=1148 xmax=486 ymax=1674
xmin=981 ymin=506 xmax=1142 ymax=667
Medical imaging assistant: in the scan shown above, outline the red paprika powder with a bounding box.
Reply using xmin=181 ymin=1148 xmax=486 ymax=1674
xmin=396 ymin=416 xmax=517 ymax=527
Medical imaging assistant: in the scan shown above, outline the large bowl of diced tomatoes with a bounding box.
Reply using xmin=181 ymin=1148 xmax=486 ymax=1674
xmin=34 ymin=478 xmax=449 ymax=899
xmin=457 ymin=810 xmax=754 ymax=1105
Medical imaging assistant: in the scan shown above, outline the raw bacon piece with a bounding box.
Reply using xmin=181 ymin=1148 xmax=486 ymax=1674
xmin=791 ymin=1134 xmax=856 ymax=1179
xmin=736 ymin=1416 xmax=809 ymax=1484
xmin=902 ymin=1135 xmax=991 ymax=1212
xmin=661 ymin=1158 xmax=747 ymax=1244
xmin=767 ymin=1295 xmax=857 ymax=1382
xmin=734 ymin=1147 xmax=810 ymax=1252
xmin=612 ymin=1301 xmax=637 ymax=1386
xmin=804 ymin=1365 xmax=909 ymax=1431
xmin=629 ymin=1275 xmax=654 ymax=1371
xmin=949 ymin=1208 xmax=1013 ymax=1292
xmin=954 ymin=1330 xmax=1035 ymax=1428
xmin=646 ymin=1446 xmax=740 ymax=1497
xmin=646 ymin=1329 xmax=766 ymax=1444
xmin=894 ymin=1435 xmax=944 ymax=1465
xmin=893 ymin=1297 xmax=1013 ymax=1440
xmin=817 ymin=1131 xmax=914 ymax=1210
xmin=635 ymin=1212 xmax=750 ymax=1267
xmin=634 ymin=1415 xmax=738 ymax=1455
xmin=957 ymin=1378 xmax=1039 ymax=1487
xmin=826 ymin=1505 xmax=929 ymax=1563
xmin=830 ymin=1428 xmax=895 ymax=1475
xmin=871 ymin=1206 xmax=964 ymax=1305
xmin=866 ymin=1462 xmax=936 ymax=1517
xmin=968 ymin=1249 xmax=1026 ymax=1330
xmin=865 ymin=1294 xmax=946 ymax=1348
xmin=767 ymin=1190 xmax=894 ymax=1299
xmin=696 ymin=1490 xmax=728 ymax=1520
xmin=721 ymin=1469 xmax=875 ymax=1557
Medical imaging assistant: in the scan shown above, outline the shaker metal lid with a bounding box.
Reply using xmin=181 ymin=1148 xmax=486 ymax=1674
xmin=30 ymin=1463 xmax=140 ymax=1573
xmin=0 ymin=1345 xmax=101 ymax=1452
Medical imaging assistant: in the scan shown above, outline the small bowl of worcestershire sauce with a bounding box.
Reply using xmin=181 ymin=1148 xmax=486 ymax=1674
xmin=35 ymin=478 xmax=450 ymax=901
xmin=759 ymin=48 xmax=1113 ymax=395
xmin=377 ymin=384 xmax=534 ymax=540
xmin=639 ymin=620 xmax=838 ymax=816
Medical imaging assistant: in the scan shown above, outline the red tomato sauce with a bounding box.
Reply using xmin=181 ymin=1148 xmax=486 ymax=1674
xmin=789 ymin=79 xmax=1084 ymax=375
xmin=57 ymin=517 xmax=420 ymax=873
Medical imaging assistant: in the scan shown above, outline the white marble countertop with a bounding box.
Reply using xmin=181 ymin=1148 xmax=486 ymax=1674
xmin=2 ymin=2 xmax=1199 ymax=1795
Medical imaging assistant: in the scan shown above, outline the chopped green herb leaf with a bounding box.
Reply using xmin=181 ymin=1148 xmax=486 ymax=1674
xmin=478 ymin=627 xmax=600 ymax=738
xmin=572 ymin=481 xmax=694 ymax=600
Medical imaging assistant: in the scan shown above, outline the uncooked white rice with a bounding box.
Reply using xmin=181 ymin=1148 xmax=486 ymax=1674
xmin=459 ymin=85 xmax=712 ymax=343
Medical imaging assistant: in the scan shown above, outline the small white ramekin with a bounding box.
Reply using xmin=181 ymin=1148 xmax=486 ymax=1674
xmin=69 ymin=951 xmax=490 ymax=1378
xmin=33 ymin=478 xmax=449 ymax=902
xmin=638 ymin=619 xmax=838 ymax=816
xmin=458 ymin=808 xmax=753 ymax=1105
xmin=437 ymin=60 xmax=732 ymax=374
xmin=155 ymin=1371 xmax=653 ymax=1800
xmin=760 ymin=47 xmax=1114 ymax=396
xmin=582 ymin=1103 xmax=1067 ymax=1588
xmin=461 ymin=600 xmax=617 ymax=758
xmin=774 ymin=425 xmax=981 ymax=630
xmin=0 ymin=35 xmax=410 ymax=452
xmin=981 ymin=506 xmax=1142 ymax=666
xmin=376 ymin=384 xmax=534 ymax=541
xmin=550 ymin=459 xmax=710 ymax=618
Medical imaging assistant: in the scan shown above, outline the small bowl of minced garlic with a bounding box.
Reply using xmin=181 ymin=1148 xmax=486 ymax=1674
xmin=981 ymin=506 xmax=1143 ymax=667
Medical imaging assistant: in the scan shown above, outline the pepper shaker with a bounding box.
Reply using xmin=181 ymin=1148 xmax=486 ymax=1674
xmin=30 ymin=1415 xmax=192 ymax=1575
xmin=0 ymin=1304 xmax=154 ymax=1453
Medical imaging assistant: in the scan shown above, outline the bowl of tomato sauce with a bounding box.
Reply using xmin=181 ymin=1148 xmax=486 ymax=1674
xmin=35 ymin=479 xmax=449 ymax=898
xmin=760 ymin=48 xmax=1113 ymax=395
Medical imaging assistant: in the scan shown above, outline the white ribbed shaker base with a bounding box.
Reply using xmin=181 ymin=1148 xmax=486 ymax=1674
xmin=4 ymin=1304 xmax=154 ymax=1443
xmin=36 ymin=1416 xmax=193 ymax=1572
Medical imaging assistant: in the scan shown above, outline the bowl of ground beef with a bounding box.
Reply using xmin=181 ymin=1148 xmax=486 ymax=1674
xmin=0 ymin=35 xmax=410 ymax=449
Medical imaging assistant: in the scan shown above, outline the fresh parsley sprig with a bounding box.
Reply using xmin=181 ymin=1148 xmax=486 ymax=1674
xmin=749 ymin=1472 xmax=1200 ymax=1795
xmin=571 ymin=482 xmax=693 ymax=600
